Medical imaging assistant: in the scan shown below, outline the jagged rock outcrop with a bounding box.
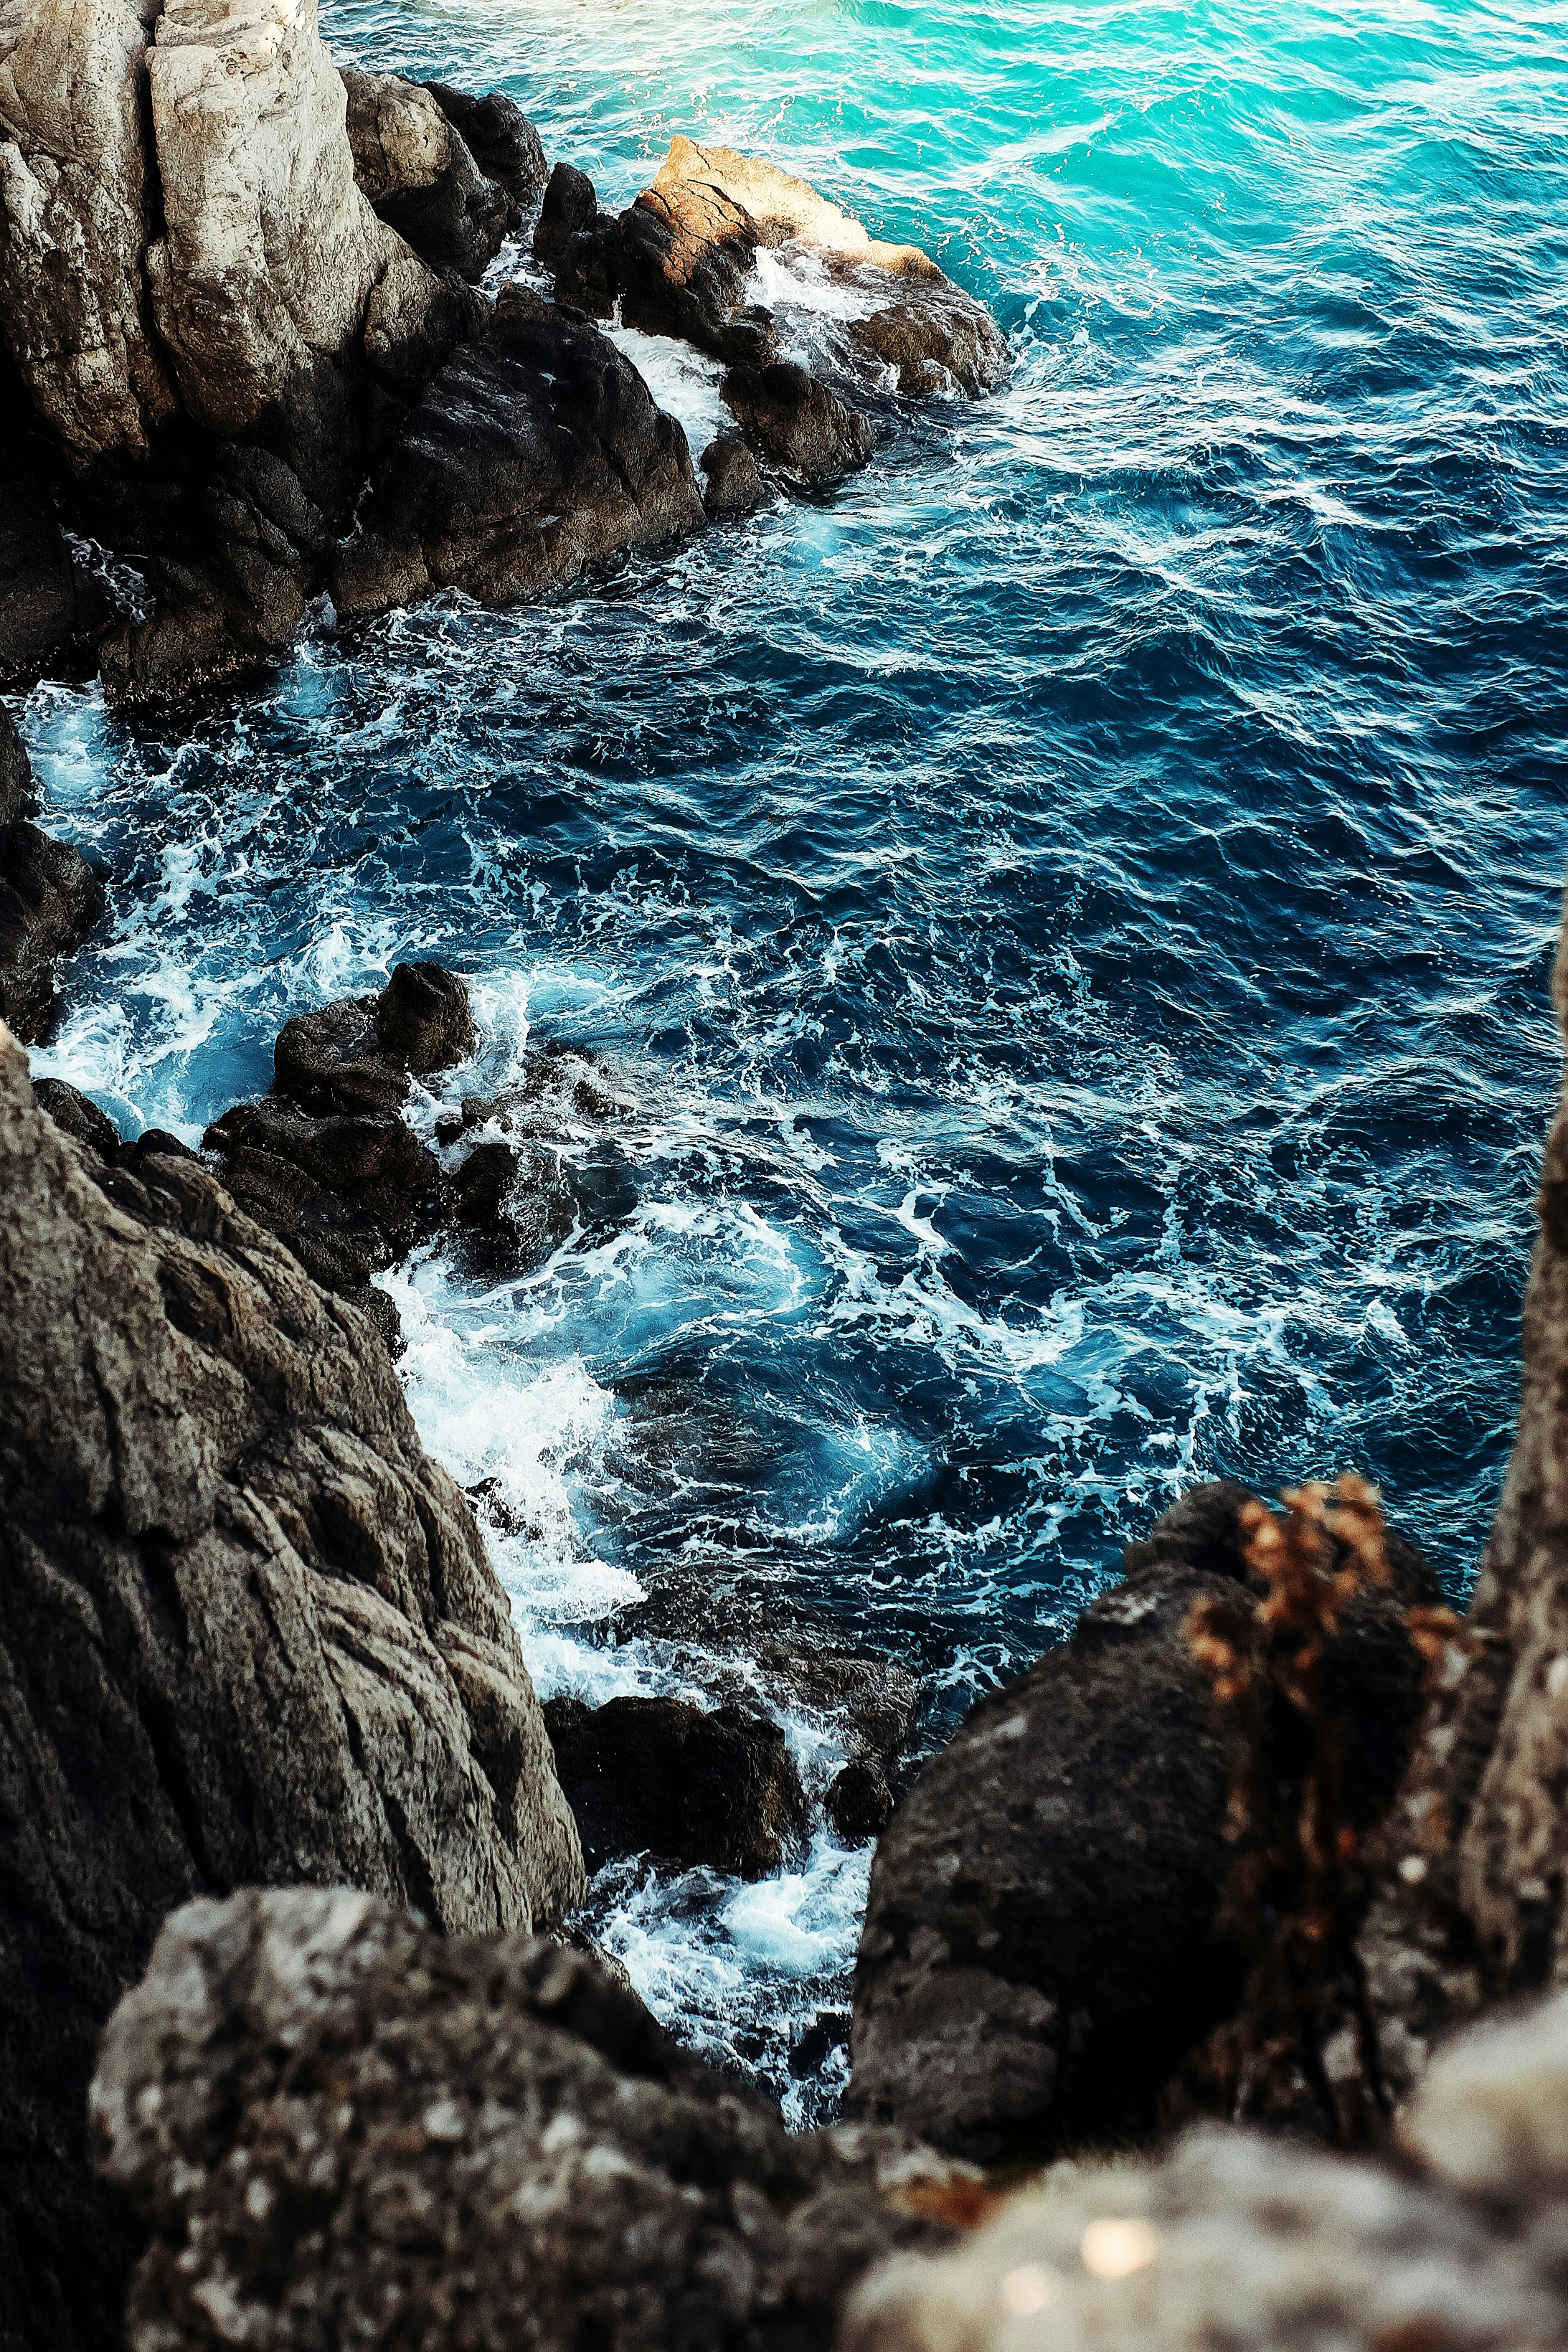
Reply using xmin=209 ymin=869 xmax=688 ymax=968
xmin=0 ymin=699 xmax=103 ymax=1039
xmin=0 ymin=1025 xmax=582 ymax=2352
xmin=539 ymin=138 xmax=1007 ymax=422
xmin=1 ymin=1 xmax=1003 ymax=696
xmin=341 ymin=70 xmax=544 ymax=281
xmin=1359 ymin=897 xmax=1568 ymax=2095
xmin=332 ymin=283 xmax=707 ymax=618
xmin=544 ymin=1694 xmax=811 ymax=1877
xmin=274 ymin=958 xmax=476 ymax=1115
xmin=91 ymin=1887 xmax=968 ymax=2352
xmin=844 ymin=1993 xmax=1568 ymax=2352
xmin=849 ymin=1481 xmax=1441 ymax=2160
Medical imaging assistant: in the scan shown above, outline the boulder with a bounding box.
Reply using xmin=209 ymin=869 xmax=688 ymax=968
xmin=0 ymin=1026 xmax=582 ymax=2352
xmin=91 ymin=1887 xmax=968 ymax=2352
xmin=274 ymin=959 xmax=476 ymax=1115
xmin=425 ymin=82 xmax=547 ymax=214
xmin=341 ymin=68 xmax=516 ymax=281
xmin=721 ymin=360 xmax=874 ymax=485
xmin=829 ymin=1756 xmax=896 ymax=1843
xmin=536 ymin=137 xmax=1006 ymax=409
xmin=844 ymin=2003 xmax=1568 ymax=2352
xmin=32 ymin=1074 xmax=122 ymax=1158
xmin=848 ymin=1481 xmax=1441 ymax=2160
xmin=700 ymin=430 xmax=765 ymax=517
xmin=332 ymin=284 xmax=707 ymax=620
xmin=544 ymin=1693 xmax=811 ymax=1876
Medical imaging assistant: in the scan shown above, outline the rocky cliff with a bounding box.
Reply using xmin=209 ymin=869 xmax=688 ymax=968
xmin=0 ymin=1021 xmax=582 ymax=2352
xmin=0 ymin=0 xmax=1006 ymax=702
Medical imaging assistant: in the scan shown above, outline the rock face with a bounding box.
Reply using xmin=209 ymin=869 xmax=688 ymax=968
xmin=0 ymin=701 xmax=104 ymax=1040
xmin=844 ymin=1996 xmax=1568 ymax=2352
xmin=340 ymin=69 xmax=537 ymax=282
xmin=544 ymin=1694 xmax=811 ymax=1877
xmin=92 ymin=1887 xmax=965 ymax=2352
xmin=1360 ymin=901 xmax=1568 ymax=2094
xmin=722 ymin=360 xmax=874 ymax=486
xmin=0 ymin=363 xmax=111 ymax=686
xmin=0 ymin=1025 xmax=582 ymax=2352
xmin=332 ymin=285 xmax=707 ymax=619
xmin=849 ymin=1481 xmax=1440 ymax=2160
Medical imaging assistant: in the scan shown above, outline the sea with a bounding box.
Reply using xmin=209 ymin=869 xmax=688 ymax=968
xmin=14 ymin=0 xmax=1568 ymax=2121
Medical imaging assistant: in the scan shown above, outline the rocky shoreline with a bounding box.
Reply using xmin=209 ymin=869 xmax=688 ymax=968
xmin=0 ymin=0 xmax=1005 ymax=711
xmin=5 ymin=8 xmax=1568 ymax=2352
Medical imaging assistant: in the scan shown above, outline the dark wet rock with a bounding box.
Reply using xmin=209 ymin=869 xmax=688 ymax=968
xmin=425 ymin=82 xmax=547 ymax=214
xmin=791 ymin=2008 xmax=853 ymax=2080
xmin=546 ymin=156 xmax=776 ymax=369
xmin=92 ymin=1888 xmax=966 ymax=2352
xmin=341 ymin=69 xmax=515 ymax=282
xmin=0 ymin=377 xmax=113 ymax=690
xmin=829 ymin=1756 xmax=896 ymax=1843
xmin=0 ymin=1035 xmax=582 ymax=2352
xmin=32 ymin=1075 xmax=123 ymax=1161
xmin=275 ymin=960 xmax=475 ymax=1115
xmin=0 ymin=792 xmax=105 ymax=1042
xmin=332 ymin=285 xmax=707 ymax=621
xmin=544 ymin=1693 xmax=811 ymax=1877
xmin=379 ymin=956 xmax=476 ymax=1071
xmin=701 ymin=431 xmax=765 ymax=517
xmin=203 ymin=1098 xmax=445 ymax=1285
xmin=0 ymin=704 xmax=28 ymax=826
xmin=722 ymin=360 xmax=874 ymax=485
xmin=532 ymin=159 xmax=604 ymax=273
xmin=848 ymin=1480 xmax=1441 ymax=2161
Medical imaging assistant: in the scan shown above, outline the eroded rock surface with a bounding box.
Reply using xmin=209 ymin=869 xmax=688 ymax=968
xmin=0 ymin=699 xmax=103 ymax=1040
xmin=341 ymin=69 xmax=539 ymax=281
xmin=92 ymin=1887 xmax=966 ymax=2352
xmin=849 ymin=1481 xmax=1440 ymax=2160
xmin=0 ymin=1026 xmax=582 ymax=2352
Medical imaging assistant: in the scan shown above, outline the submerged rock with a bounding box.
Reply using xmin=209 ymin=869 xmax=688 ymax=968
xmin=544 ymin=1693 xmax=811 ymax=1877
xmin=92 ymin=1887 xmax=966 ymax=2352
xmin=848 ymin=1480 xmax=1440 ymax=2160
xmin=333 ymin=284 xmax=707 ymax=620
xmin=0 ymin=1026 xmax=582 ymax=2352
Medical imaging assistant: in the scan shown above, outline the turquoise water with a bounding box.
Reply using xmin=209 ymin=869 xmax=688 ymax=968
xmin=15 ymin=0 xmax=1568 ymax=2111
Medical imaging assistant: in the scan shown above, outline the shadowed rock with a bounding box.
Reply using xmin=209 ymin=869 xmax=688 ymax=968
xmin=0 ymin=711 xmax=104 ymax=1042
xmin=701 ymin=432 xmax=765 ymax=516
xmin=341 ymin=69 xmax=537 ymax=281
xmin=544 ymin=1694 xmax=811 ymax=1877
xmin=275 ymin=960 xmax=476 ymax=1115
xmin=722 ymin=360 xmax=874 ymax=485
xmin=332 ymin=285 xmax=707 ymax=620
xmin=848 ymin=1481 xmax=1440 ymax=2160
xmin=0 ymin=1025 xmax=582 ymax=2352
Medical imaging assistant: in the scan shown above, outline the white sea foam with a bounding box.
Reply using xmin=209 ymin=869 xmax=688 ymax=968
xmin=605 ymin=322 xmax=730 ymax=458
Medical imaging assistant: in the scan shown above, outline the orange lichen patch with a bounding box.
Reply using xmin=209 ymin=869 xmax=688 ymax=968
xmin=898 ymin=2176 xmax=1009 ymax=2231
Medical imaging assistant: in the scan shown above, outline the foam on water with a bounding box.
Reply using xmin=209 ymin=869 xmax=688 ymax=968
xmin=12 ymin=0 xmax=1568 ymax=2117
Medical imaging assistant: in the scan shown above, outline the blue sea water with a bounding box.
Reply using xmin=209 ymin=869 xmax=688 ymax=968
xmin=13 ymin=0 xmax=1568 ymax=2112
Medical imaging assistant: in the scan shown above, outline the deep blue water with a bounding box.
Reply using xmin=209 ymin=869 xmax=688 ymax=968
xmin=14 ymin=0 xmax=1568 ymax=2111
